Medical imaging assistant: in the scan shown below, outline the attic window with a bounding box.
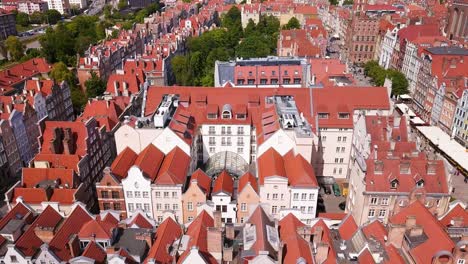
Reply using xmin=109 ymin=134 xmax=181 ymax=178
xmin=236 ymin=113 xmax=246 ymax=119
xmin=318 ymin=113 xmax=329 ymax=119
xmin=390 ymin=180 xmax=398 ymax=189
xmin=338 ymin=113 xmax=350 ymax=119
xmin=222 ymin=104 xmax=232 ymax=119
xmin=208 ymin=113 xmax=217 ymax=119
xmin=416 ymin=180 xmax=424 ymax=187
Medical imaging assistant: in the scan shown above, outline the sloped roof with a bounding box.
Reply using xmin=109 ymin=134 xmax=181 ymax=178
xmin=338 ymin=214 xmax=358 ymax=240
xmin=144 ymin=217 xmax=182 ymax=263
xmin=212 ymin=170 xmax=234 ymax=195
xmin=439 ymin=204 xmax=468 ymax=227
xmin=246 ymin=206 xmax=277 ymax=258
xmin=310 ymin=219 xmax=336 ymax=264
xmin=190 ymin=169 xmax=212 ymax=195
xmin=238 ymin=172 xmax=258 ymax=194
xmin=78 ymin=218 xmax=117 ymax=240
xmin=111 ymin=147 xmax=138 ymax=180
xmin=154 ymin=147 xmax=190 ymax=185
xmin=81 ymin=241 xmax=107 ymax=264
xmin=278 ymin=213 xmax=313 ymax=264
xmin=134 ymin=144 xmax=165 ymax=181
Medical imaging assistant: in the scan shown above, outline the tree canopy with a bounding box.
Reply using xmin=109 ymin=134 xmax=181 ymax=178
xmin=364 ymin=61 xmax=409 ymax=96
xmin=16 ymin=12 xmax=30 ymax=27
xmin=85 ymin=71 xmax=106 ymax=98
xmin=45 ymin=9 xmax=62 ymax=24
xmin=282 ymin=17 xmax=301 ymax=30
xmin=5 ymin=36 xmax=25 ymax=61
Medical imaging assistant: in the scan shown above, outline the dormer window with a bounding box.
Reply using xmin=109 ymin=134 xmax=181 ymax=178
xmin=318 ymin=113 xmax=329 ymax=119
xmin=222 ymin=104 xmax=232 ymax=119
xmin=236 ymin=113 xmax=246 ymax=119
xmin=338 ymin=113 xmax=350 ymax=119
xmin=207 ymin=113 xmax=217 ymax=119
xmin=390 ymin=180 xmax=398 ymax=189
xmin=416 ymin=180 xmax=424 ymax=187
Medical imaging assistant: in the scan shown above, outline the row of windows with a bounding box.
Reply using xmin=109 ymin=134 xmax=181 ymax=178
xmin=320 ymin=136 xmax=347 ymax=142
xmin=209 ymin=126 xmax=245 ymax=135
xmin=126 ymin=191 xmax=150 ymax=198
xmin=101 ymin=191 xmax=120 ymax=199
xmin=368 ymin=209 xmax=386 ymax=218
xmin=155 ymin=191 xmax=178 ymax=198
xmin=103 ymin=202 xmax=122 ymax=211
xmin=156 ymin=203 xmax=179 ymax=211
xmin=292 ymin=193 xmax=316 ymax=201
xmin=238 ymin=69 xmax=300 ymax=77
xmin=209 ymin=147 xmax=244 ymax=154
xmin=127 ymin=203 xmax=150 ymax=212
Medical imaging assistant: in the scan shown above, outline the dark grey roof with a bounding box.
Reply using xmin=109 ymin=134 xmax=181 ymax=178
xmin=113 ymin=228 xmax=151 ymax=258
xmin=426 ymin=46 xmax=468 ymax=55
xmin=0 ymin=219 xmax=24 ymax=235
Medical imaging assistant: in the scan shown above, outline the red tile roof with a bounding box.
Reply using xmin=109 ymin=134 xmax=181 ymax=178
xmin=33 ymin=154 xmax=80 ymax=172
xmin=144 ymin=217 xmax=182 ymax=263
xmin=22 ymin=168 xmax=77 ymax=188
xmin=126 ymin=212 xmax=154 ymax=229
xmin=338 ymin=214 xmax=358 ymax=240
xmin=189 ymin=169 xmax=212 ymax=195
xmin=389 ymin=201 xmax=455 ymax=264
xmin=49 ymin=205 xmax=94 ymax=261
xmin=134 ymin=144 xmax=165 ymax=181
xmin=79 ymin=98 xmax=129 ymax=132
xmin=318 ymin=212 xmax=347 ymax=220
xmin=238 ymin=172 xmax=258 ymax=194
xmin=0 ymin=58 xmax=51 ymax=94
xmin=439 ymin=203 xmax=468 ymax=227
xmin=78 ymin=218 xmax=117 ymax=240
xmin=40 ymin=121 xmax=88 ymax=156
xmin=0 ymin=203 xmax=32 ymax=231
xmin=212 ymin=170 xmax=234 ymax=195
xmin=358 ymin=249 xmax=376 ymax=263
xmin=245 ymin=206 xmax=277 ymax=258
xmin=15 ymin=206 xmax=63 ymax=256
xmin=111 ymin=147 xmax=138 ymax=180
xmin=279 ymin=214 xmax=313 ymax=264
xmin=154 ymin=147 xmax=190 ymax=185
xmin=81 ymin=241 xmax=106 ymax=264
xmin=310 ymin=219 xmax=337 ymax=264
xmin=362 ymin=219 xmax=387 ymax=244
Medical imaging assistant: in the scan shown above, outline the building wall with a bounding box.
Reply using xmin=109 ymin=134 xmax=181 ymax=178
xmin=9 ymin=111 xmax=30 ymax=166
xmin=346 ymin=16 xmax=379 ymax=64
xmin=151 ymin=128 xmax=190 ymax=156
xmin=236 ymin=185 xmax=259 ymax=223
xmin=453 ymin=89 xmax=468 ymax=147
xmin=45 ymin=0 xmax=69 ymax=14
xmin=17 ymin=1 xmax=48 ymax=15
xmin=379 ymin=28 xmax=398 ymax=70
xmin=212 ymin=192 xmax=236 ymax=224
xmin=121 ymin=167 xmax=153 ymax=218
xmin=200 ymin=124 xmax=251 ymax=163
xmin=401 ymin=42 xmax=421 ymax=94
xmin=151 ymin=185 xmax=183 ymax=223
xmin=316 ymin=128 xmax=353 ymax=180
xmin=0 ymin=120 xmax=21 ymax=177
xmin=96 ymin=173 xmax=127 ymax=219
xmin=447 ymin=1 xmax=468 ymax=41
xmin=289 ymin=187 xmax=318 ymax=224
xmin=0 ymin=12 xmax=17 ymax=41
xmin=259 ymin=176 xmax=289 ymax=219
xmin=114 ymin=124 xmax=163 ymax=155
xmin=181 ymin=184 xmax=207 ymax=223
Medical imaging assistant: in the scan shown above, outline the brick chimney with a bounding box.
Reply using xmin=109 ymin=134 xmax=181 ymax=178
xmin=399 ymin=161 xmax=411 ymax=174
xmin=426 ymin=162 xmax=437 ymax=175
xmin=405 ymin=215 xmax=417 ymax=229
xmin=62 ymin=128 xmax=75 ymax=155
xmin=223 ymin=246 xmax=233 ymax=262
xmin=387 ymin=224 xmax=406 ymax=248
xmin=315 ymin=242 xmax=329 ymax=264
xmin=213 ymin=211 xmax=222 ymax=229
xmin=207 ymin=227 xmax=222 ymax=261
xmin=409 ymin=226 xmax=424 ymax=237
xmin=34 ymin=226 xmax=56 ymax=243
xmin=67 ymin=234 xmax=81 ymax=258
xmin=114 ymin=81 xmax=120 ymax=96
xmin=312 ymin=226 xmax=323 ymax=245
xmin=374 ymin=160 xmax=384 ymax=174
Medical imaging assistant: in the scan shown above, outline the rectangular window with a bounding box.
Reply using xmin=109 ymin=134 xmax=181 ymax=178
xmin=209 ymin=137 xmax=215 ymax=145
xmin=370 ymin=197 xmax=378 ymax=205
xmin=293 ymin=193 xmax=299 ymax=200
xmin=301 ymin=193 xmax=307 ymax=200
xmin=128 ymin=203 xmax=134 ymax=212
xmin=126 ymin=191 xmax=133 ymax=198
xmin=210 ymin=147 xmax=215 ymax=153
xmin=136 ymin=203 xmax=142 ymax=210
xmin=272 ymin=206 xmax=278 ymax=214
xmin=273 ymin=193 xmax=278 ymax=200
xmin=227 ymin=137 xmax=231 ymax=146
xmin=156 ymin=203 xmax=161 ymax=210
xmin=338 ymin=136 xmax=342 ymax=142
xmin=241 ymin=203 xmax=247 ymax=212
xmin=309 ymin=193 xmax=315 ymax=200
xmin=188 ymin=216 xmax=194 ymax=222
xmin=172 ymin=192 xmax=178 ymax=198
xmin=164 ymin=204 xmax=170 ymax=210
xmin=142 ymin=191 xmax=148 ymax=198
xmin=378 ymin=209 xmax=386 ymax=218
xmin=101 ymin=191 xmax=109 ymax=198
xmin=238 ymin=127 xmax=244 ymax=134
xmin=144 ymin=203 xmax=150 ymax=212
xmin=300 ymin=206 xmax=306 ymax=212
xmin=227 ymin=127 xmax=232 ymax=135
xmin=164 ymin=192 xmax=169 ymax=198
xmin=158 ymin=216 xmax=163 ymax=222
xmin=368 ymin=209 xmax=375 ymax=217
xmin=188 ymin=202 xmax=193 ymax=211
xmin=237 ymin=137 xmax=243 ymax=146
xmin=103 ymin=202 xmax=110 ymax=210
xmin=114 ymin=203 xmax=121 ymax=210
xmin=380 ymin=198 xmax=389 ymax=205
xmin=336 ymin=147 xmax=340 ymax=153
xmin=112 ymin=191 xmax=120 ymax=199
xmin=134 ymin=191 xmax=141 ymax=198
xmin=155 ymin=192 xmax=160 ymax=198
xmin=237 ymin=148 xmax=243 ymax=154
xmin=318 ymin=113 xmax=329 ymax=119
xmin=173 ymin=204 xmax=178 ymax=210
xmin=222 ymin=205 xmax=227 ymax=212
xmin=341 ymin=147 xmax=345 ymax=153
xmin=308 ymin=206 xmax=313 ymax=213
xmin=209 ymin=126 xmax=215 ymax=134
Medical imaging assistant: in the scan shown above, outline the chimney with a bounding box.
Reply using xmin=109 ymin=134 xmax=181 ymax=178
xmin=386 ymin=224 xmax=406 ymax=248
xmin=374 ymin=160 xmax=384 ymax=174
xmin=399 ymin=161 xmax=411 ymax=174
xmin=405 ymin=215 xmax=417 ymax=229
xmin=278 ymin=241 xmax=284 ymax=264
xmin=207 ymin=227 xmax=222 ymax=261
xmin=315 ymin=242 xmax=329 ymax=264
xmin=123 ymin=81 xmax=129 ymax=96
xmin=36 ymin=80 xmax=41 ymax=91
xmin=225 ymin=224 xmax=235 ymax=240
xmin=409 ymin=226 xmax=423 ymax=237
xmin=426 ymin=162 xmax=437 ymax=175
xmin=374 ymin=145 xmax=378 ymax=160
xmin=67 ymin=234 xmax=81 ymax=258
xmin=62 ymin=128 xmax=75 ymax=155
xmin=213 ymin=211 xmax=222 ymax=229
xmin=223 ymin=246 xmax=233 ymax=262
xmin=34 ymin=226 xmax=56 ymax=244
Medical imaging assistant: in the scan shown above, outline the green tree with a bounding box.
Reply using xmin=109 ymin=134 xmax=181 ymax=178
xmin=5 ymin=36 xmax=25 ymax=61
xmin=30 ymin=11 xmax=44 ymax=24
xmin=16 ymin=12 xmax=29 ymax=27
xmin=171 ymin=55 xmax=190 ymax=85
xmin=343 ymin=0 xmax=353 ymax=4
xmin=103 ymin=5 xmax=112 ymax=19
xmin=283 ymin=17 xmax=301 ymax=30
xmin=222 ymin=6 xmax=243 ymax=41
xmin=85 ymin=71 xmax=106 ymax=98
xmin=236 ymin=35 xmax=270 ymax=58
xmin=45 ymin=9 xmax=62 ymax=24
xmin=388 ymin=69 xmax=409 ymax=96
xmin=244 ymin=19 xmax=256 ymax=36
xmin=50 ymin=62 xmax=74 ymax=83
xmin=329 ymin=0 xmax=338 ymax=5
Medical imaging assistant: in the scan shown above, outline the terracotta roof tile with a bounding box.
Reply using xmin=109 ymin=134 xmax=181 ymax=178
xmin=144 ymin=217 xmax=182 ymax=263
xmin=439 ymin=204 xmax=468 ymax=227
xmin=154 ymin=147 xmax=190 ymax=185
xmin=190 ymin=169 xmax=212 ymax=195
xmin=134 ymin=144 xmax=165 ymax=181
xmin=212 ymin=170 xmax=234 ymax=195
xmin=338 ymin=214 xmax=358 ymax=240
xmin=238 ymin=172 xmax=258 ymax=194
xmin=81 ymin=241 xmax=106 ymax=264
xmin=279 ymin=214 xmax=313 ymax=264
xmin=111 ymin=147 xmax=138 ymax=179
xmin=358 ymin=248 xmax=376 ymax=263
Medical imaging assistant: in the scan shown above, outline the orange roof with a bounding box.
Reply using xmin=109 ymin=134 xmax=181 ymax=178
xmin=362 ymin=220 xmax=387 ymax=244
xmin=40 ymin=121 xmax=88 ymax=156
xmin=439 ymin=204 xmax=468 ymax=227
xmin=0 ymin=58 xmax=51 ymax=93
xmin=389 ymin=201 xmax=455 ymax=264
xmin=212 ymin=170 xmax=234 ymax=195
xmin=318 ymin=212 xmax=347 ymax=220
xmin=49 ymin=205 xmax=94 ymax=261
xmin=0 ymin=202 xmax=32 ymax=233
xmin=78 ymin=218 xmax=117 ymax=240
xmin=338 ymin=214 xmax=358 ymax=240
xmin=154 ymin=147 xmax=190 ymax=185
xmin=238 ymin=172 xmax=258 ymax=194
xmin=79 ymin=98 xmax=129 ymax=132
xmin=22 ymin=168 xmax=77 ymax=188
xmin=126 ymin=213 xmax=154 ymax=229
xmin=81 ymin=241 xmax=106 ymax=264
xmin=144 ymin=217 xmax=182 ymax=263
xmin=190 ymin=169 xmax=212 ymax=194
xmin=178 ymin=210 xmax=216 ymax=263
xmin=358 ymin=249 xmax=376 ymax=263
xmin=310 ymin=219 xmax=336 ymax=264
xmin=246 ymin=206 xmax=277 ymax=257
xmin=279 ymin=214 xmax=313 ymax=264
xmin=33 ymin=154 xmax=80 ymax=172
xmin=111 ymin=147 xmax=138 ymax=179
xmin=257 ymin=148 xmax=287 ymax=184
xmin=134 ymin=144 xmax=164 ymax=181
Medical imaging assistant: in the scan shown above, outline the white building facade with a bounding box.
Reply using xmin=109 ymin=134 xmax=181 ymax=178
xmin=121 ymin=166 xmax=153 ymax=218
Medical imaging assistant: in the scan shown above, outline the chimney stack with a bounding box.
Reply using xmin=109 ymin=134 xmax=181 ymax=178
xmin=213 ymin=211 xmax=222 ymax=229
xmin=49 ymin=127 xmax=63 ymax=154
xmin=207 ymin=227 xmax=222 ymax=261
xmin=62 ymin=128 xmax=75 ymax=155
xmin=386 ymin=224 xmax=406 ymax=248
xmin=409 ymin=226 xmax=424 ymax=237
xmin=225 ymin=224 xmax=235 ymax=240
xmin=374 ymin=160 xmax=384 ymax=174
xmin=405 ymin=215 xmax=417 ymax=229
